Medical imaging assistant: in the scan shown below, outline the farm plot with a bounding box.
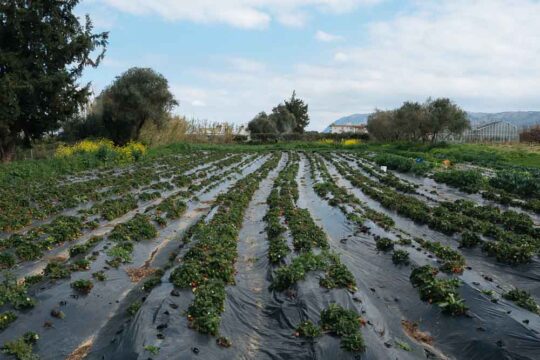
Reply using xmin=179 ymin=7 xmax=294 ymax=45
xmin=0 ymin=149 xmax=539 ymax=360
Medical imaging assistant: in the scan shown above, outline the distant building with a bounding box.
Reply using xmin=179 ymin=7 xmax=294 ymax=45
xmin=446 ymin=121 xmax=519 ymax=143
xmin=329 ymin=123 xmax=368 ymax=134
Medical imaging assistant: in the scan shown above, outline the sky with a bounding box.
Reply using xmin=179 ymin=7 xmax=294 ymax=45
xmin=77 ymin=0 xmax=540 ymax=131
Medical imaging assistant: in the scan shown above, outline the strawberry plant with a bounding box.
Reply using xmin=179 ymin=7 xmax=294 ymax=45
xmin=0 ymin=311 xmax=17 ymax=330
xmin=295 ymin=320 xmax=322 ymax=338
xmin=392 ymin=249 xmax=410 ymax=265
xmin=502 ymin=288 xmax=540 ymax=314
xmin=320 ymin=304 xmax=365 ymax=352
xmin=71 ymin=279 xmax=94 ymax=294
xmin=1 ymin=332 xmax=39 ymax=360
xmin=375 ymin=237 xmax=394 ymax=252
xmin=410 ymin=265 xmax=467 ymax=315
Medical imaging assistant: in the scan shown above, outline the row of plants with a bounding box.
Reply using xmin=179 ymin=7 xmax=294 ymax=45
xmin=502 ymin=288 xmax=540 ymax=314
xmin=266 ymin=154 xmax=357 ymax=292
xmin=263 ymin=154 xmax=366 ymax=353
xmin=329 ymin=157 xmax=540 ymax=265
xmin=0 ymin=150 xmax=227 ymax=232
xmin=306 ymin=154 xmax=473 ymax=317
xmin=357 ymin=150 xmax=540 ymax=214
xmin=106 ymin=214 xmax=158 ymax=268
xmin=168 ymin=154 xmax=281 ymax=335
xmin=432 ymin=168 xmax=539 ymax=214
xmin=308 ymin=154 xmax=395 ymax=230
xmin=0 ymin=153 xmax=249 ymax=270
xmin=0 ymin=215 xmax=89 ymax=268
xmin=341 ymin=153 xmax=418 ymax=194
xmin=1 ymin=163 xmax=219 ymax=332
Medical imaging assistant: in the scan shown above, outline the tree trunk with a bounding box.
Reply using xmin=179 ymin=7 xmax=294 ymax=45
xmin=0 ymin=141 xmax=16 ymax=163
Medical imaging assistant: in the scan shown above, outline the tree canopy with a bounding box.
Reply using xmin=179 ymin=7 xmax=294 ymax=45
xmin=285 ymin=91 xmax=310 ymax=133
xmin=248 ymin=91 xmax=309 ymax=137
xmin=86 ymin=67 xmax=178 ymax=145
xmin=0 ymin=0 xmax=108 ymax=161
xmin=62 ymin=68 xmax=178 ymax=144
xmin=367 ymin=98 xmax=469 ymax=143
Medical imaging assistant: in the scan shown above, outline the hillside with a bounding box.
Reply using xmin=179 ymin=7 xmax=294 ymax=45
xmin=324 ymin=111 xmax=540 ymax=132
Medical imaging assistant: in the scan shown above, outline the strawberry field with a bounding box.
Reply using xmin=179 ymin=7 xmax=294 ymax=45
xmin=0 ymin=147 xmax=539 ymax=360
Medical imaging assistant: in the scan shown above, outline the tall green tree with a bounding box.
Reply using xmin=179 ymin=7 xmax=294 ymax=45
xmin=97 ymin=67 xmax=178 ymax=144
xmin=426 ymin=98 xmax=469 ymax=143
xmin=247 ymin=112 xmax=277 ymax=135
xmin=270 ymin=104 xmax=296 ymax=134
xmin=0 ymin=0 xmax=108 ymax=161
xmin=367 ymin=98 xmax=469 ymax=142
xmin=285 ymin=91 xmax=309 ymax=133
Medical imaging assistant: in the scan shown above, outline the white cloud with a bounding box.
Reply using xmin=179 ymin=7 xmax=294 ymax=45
xmin=191 ymin=100 xmax=206 ymax=107
xmin=315 ymin=30 xmax=344 ymax=42
xmin=97 ymin=0 xmax=382 ymax=28
xmin=333 ymin=52 xmax=349 ymax=62
xmin=227 ymin=57 xmax=267 ymax=73
xmin=89 ymin=0 xmax=540 ymax=131
xmin=176 ymin=0 xmax=540 ymax=130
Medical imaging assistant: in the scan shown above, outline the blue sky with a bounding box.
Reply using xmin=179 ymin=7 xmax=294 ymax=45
xmin=77 ymin=0 xmax=540 ymax=130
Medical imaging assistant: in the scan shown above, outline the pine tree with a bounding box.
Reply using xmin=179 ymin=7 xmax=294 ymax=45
xmin=0 ymin=0 xmax=108 ymax=161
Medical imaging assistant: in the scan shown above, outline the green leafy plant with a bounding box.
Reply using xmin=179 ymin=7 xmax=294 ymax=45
xmin=144 ymin=345 xmax=160 ymax=355
xmin=0 ymin=311 xmax=17 ymax=330
xmin=71 ymin=279 xmax=94 ymax=294
xmin=375 ymin=237 xmax=394 ymax=252
xmin=295 ymin=320 xmax=322 ymax=338
xmin=1 ymin=332 xmax=39 ymax=360
xmin=392 ymin=250 xmax=410 ymax=265
xmin=502 ymin=288 xmax=540 ymax=314
xmin=320 ymin=304 xmax=365 ymax=352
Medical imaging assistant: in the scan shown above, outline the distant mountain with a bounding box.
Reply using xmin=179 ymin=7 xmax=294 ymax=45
xmin=323 ymin=114 xmax=370 ymax=133
xmin=323 ymin=111 xmax=540 ymax=133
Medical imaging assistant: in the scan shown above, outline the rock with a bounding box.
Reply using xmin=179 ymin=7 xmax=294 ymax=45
xmin=192 ymin=347 xmax=200 ymax=354
xmin=170 ymin=289 xmax=180 ymax=297
xmin=157 ymin=333 xmax=165 ymax=339
xmin=523 ymin=319 xmax=530 ymax=324
xmin=157 ymin=324 xmax=168 ymax=331
xmin=169 ymin=303 xmax=179 ymax=309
